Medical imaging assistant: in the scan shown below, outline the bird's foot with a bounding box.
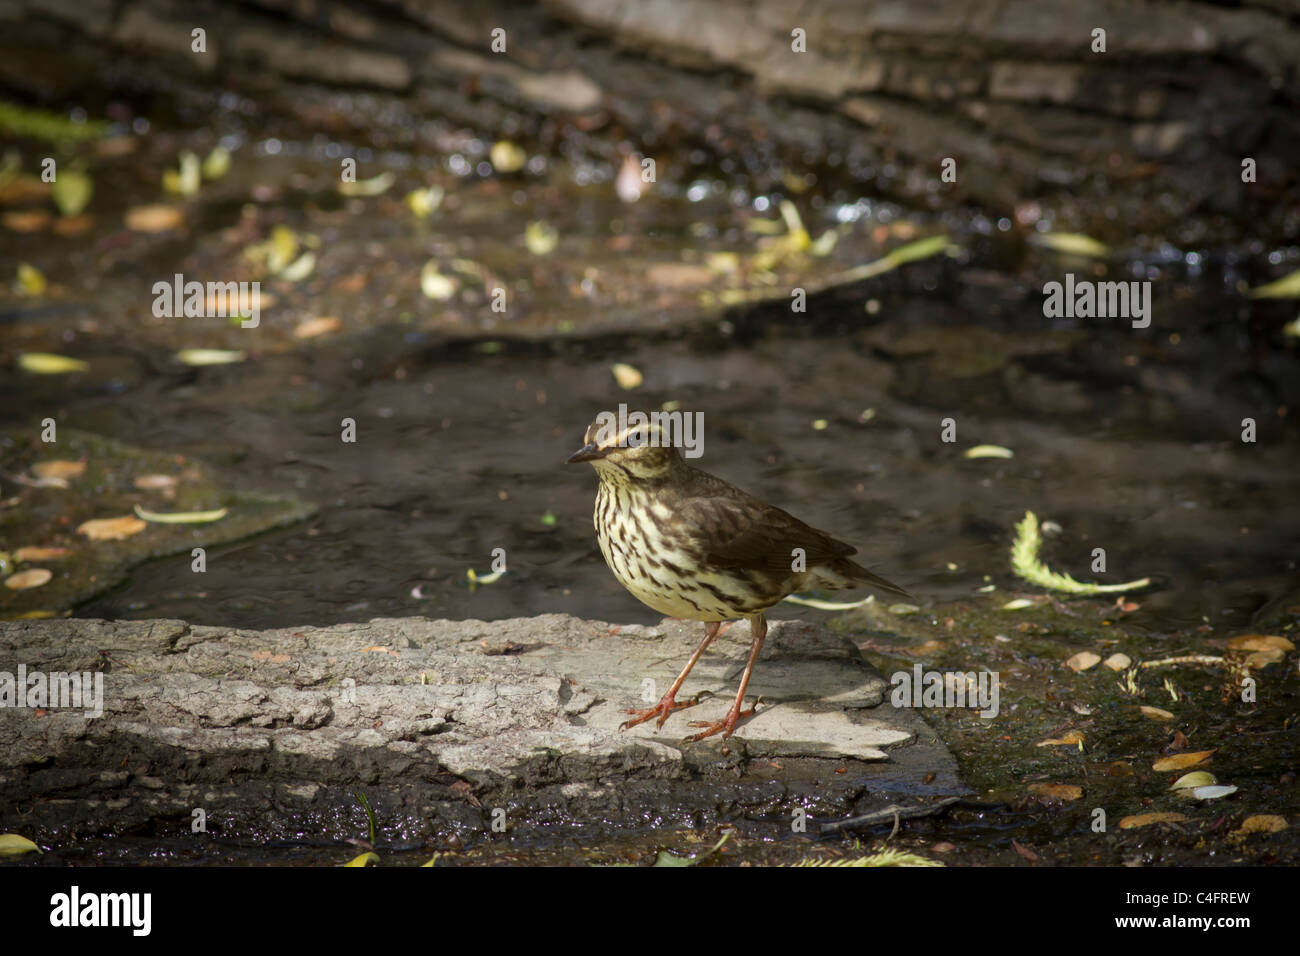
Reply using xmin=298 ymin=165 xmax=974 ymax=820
xmin=684 ymin=696 xmax=763 ymax=742
xmin=620 ymin=693 xmax=701 ymax=732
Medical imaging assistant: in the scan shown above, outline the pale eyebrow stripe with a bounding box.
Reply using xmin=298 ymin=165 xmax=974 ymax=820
xmin=604 ymin=423 xmax=667 ymax=447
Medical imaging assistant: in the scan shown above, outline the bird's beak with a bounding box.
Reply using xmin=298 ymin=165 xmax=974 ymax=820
xmin=566 ymin=443 xmax=606 ymax=464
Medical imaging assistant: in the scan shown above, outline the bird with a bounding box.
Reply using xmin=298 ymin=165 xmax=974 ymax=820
xmin=567 ymin=416 xmax=907 ymax=742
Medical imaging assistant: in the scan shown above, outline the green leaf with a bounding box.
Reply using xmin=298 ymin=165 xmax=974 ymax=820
xmin=51 ymin=170 xmax=93 ymax=217
xmin=0 ymin=833 xmax=41 ymax=857
xmin=1011 ymin=511 xmax=1150 ymax=595
xmin=19 ymin=352 xmax=87 ymax=374
xmin=133 ymin=504 xmax=228 ymax=524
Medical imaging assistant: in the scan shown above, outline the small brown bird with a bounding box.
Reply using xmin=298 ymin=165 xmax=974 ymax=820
xmin=568 ymin=417 xmax=907 ymax=741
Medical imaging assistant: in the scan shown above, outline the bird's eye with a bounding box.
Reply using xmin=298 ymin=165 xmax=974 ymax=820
xmin=626 ymin=429 xmax=646 ymax=448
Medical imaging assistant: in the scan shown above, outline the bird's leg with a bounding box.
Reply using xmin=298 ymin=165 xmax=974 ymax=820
xmin=686 ymin=614 xmax=767 ymax=742
xmin=620 ymin=621 xmax=723 ymax=732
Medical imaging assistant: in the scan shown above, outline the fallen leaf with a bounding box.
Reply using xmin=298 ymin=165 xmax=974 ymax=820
xmin=1103 ymin=653 xmax=1132 ymax=671
xmin=278 ymin=251 xmax=316 ymax=282
xmin=1245 ymin=649 xmax=1286 ymax=669
xmin=1139 ymin=705 xmax=1174 ymax=720
xmin=1037 ymin=730 xmax=1085 ymax=747
xmin=420 ymin=261 xmax=458 ymax=300
xmin=1181 ymin=785 xmax=1237 ymax=801
xmin=77 ymin=515 xmax=147 ymax=540
xmin=489 ymin=140 xmax=526 ymax=173
xmin=525 ymin=220 xmax=558 ymax=256
xmin=645 ymin=262 xmax=716 ymax=288
xmin=1235 ymin=815 xmax=1287 ymax=835
xmin=3 ymin=210 xmax=51 ymax=232
xmin=294 ymin=316 xmax=342 ymax=339
xmin=1032 ymin=232 xmax=1110 ymax=258
xmin=15 ymin=261 xmax=45 ymax=295
xmin=1011 ymin=839 xmax=1038 ymax=862
xmin=342 ymin=851 xmax=379 ymax=867
xmin=133 ymin=474 xmax=178 ymax=490
xmin=175 ymin=348 xmax=246 ymax=366
xmin=964 ymin=444 xmax=1014 ymax=460
xmin=1227 ymin=634 xmax=1294 ymax=652
xmin=1119 ymin=812 xmax=1187 ymax=829
xmin=18 ymin=352 xmax=89 ymax=375
xmin=1152 ymin=750 xmax=1215 ymax=772
xmin=1066 ymin=651 xmax=1101 ymax=672
xmin=133 ymin=504 xmax=227 ymax=524
xmin=1028 ymin=783 xmax=1083 ymax=801
xmin=51 ymin=170 xmax=93 ymax=217
xmin=1169 ymin=771 xmax=1217 ymax=791
xmin=610 ymin=363 xmax=642 ymax=389
xmin=337 ymin=171 xmax=394 ymax=197
xmin=4 ymin=568 xmax=52 ymax=590
xmin=32 ymin=460 xmax=85 ymax=480
xmin=1248 ymin=269 xmax=1300 ymax=299
xmin=1001 ymin=598 xmax=1036 ymax=610
xmin=125 ymin=204 xmax=185 ymax=232
xmin=201 ymin=145 xmax=231 ymax=180
xmin=0 ymin=834 xmax=41 ymax=857
xmin=14 ymin=547 xmax=73 ymax=561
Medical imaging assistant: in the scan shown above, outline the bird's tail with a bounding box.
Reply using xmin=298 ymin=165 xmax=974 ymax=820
xmin=814 ymin=558 xmax=911 ymax=599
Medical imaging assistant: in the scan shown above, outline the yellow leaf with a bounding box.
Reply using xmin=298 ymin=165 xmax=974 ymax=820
xmin=278 ymin=251 xmax=316 ymax=282
xmin=1152 ymin=749 xmax=1215 ymax=772
xmin=201 ymin=145 xmax=231 ymax=180
xmin=77 ymin=515 xmax=147 ymax=540
xmin=51 ymin=170 xmax=93 ymax=217
xmin=1032 ymin=232 xmax=1110 ymax=258
xmin=964 ymin=444 xmax=1014 ymax=459
xmin=0 ymin=834 xmax=41 ymax=857
xmin=175 ymin=349 xmax=246 ymax=366
xmin=19 ymin=352 xmax=87 ymax=374
xmin=337 ymin=171 xmax=394 ymax=197
xmin=489 ymin=141 xmax=526 ymax=173
xmin=405 ymin=186 xmax=444 ymax=218
xmin=16 ymin=262 xmax=46 ymax=296
xmin=610 ymin=363 xmax=642 ymax=389
xmin=525 ymin=220 xmax=558 ymax=256
xmin=4 ymin=568 xmax=52 ymax=590
xmin=1169 ymin=771 xmax=1217 ymax=790
xmin=133 ymin=504 xmax=228 ymax=524
xmin=1249 ymin=269 xmax=1300 ymax=299
xmin=420 ymin=262 xmax=458 ymax=300
xmin=342 ymin=851 xmax=379 ymax=867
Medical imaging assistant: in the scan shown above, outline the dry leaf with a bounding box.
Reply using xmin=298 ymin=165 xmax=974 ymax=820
xmin=1103 ymin=653 xmax=1132 ymax=671
xmin=77 ymin=515 xmax=146 ymax=540
xmin=14 ymin=546 xmax=73 ymax=561
xmin=133 ymin=474 xmax=178 ymax=490
xmin=1152 ymin=749 xmax=1215 ymax=772
xmin=294 ymin=316 xmax=342 ymax=339
xmin=1139 ymin=705 xmax=1174 ymax=720
xmin=4 ymin=569 xmax=52 ymax=590
xmin=1037 ymin=730 xmax=1085 ymax=747
xmin=32 ymin=460 xmax=86 ymax=480
xmin=133 ymin=504 xmax=227 ymax=524
xmin=1028 ymin=783 xmax=1083 ymax=801
xmin=1235 ymin=815 xmax=1287 ymax=835
xmin=1245 ymin=649 xmax=1286 ymax=669
xmin=1227 ymin=634 xmax=1294 ymax=652
xmin=1011 ymin=839 xmax=1038 ymax=862
xmin=1066 ymin=651 xmax=1101 ymax=672
xmin=1119 ymin=813 xmax=1187 ymax=829
xmin=125 ymin=204 xmax=185 ymax=233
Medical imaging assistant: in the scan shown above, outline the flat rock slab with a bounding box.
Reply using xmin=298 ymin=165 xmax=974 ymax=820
xmin=0 ymin=615 xmax=961 ymax=852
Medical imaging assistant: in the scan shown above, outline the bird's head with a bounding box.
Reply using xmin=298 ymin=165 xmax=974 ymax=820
xmin=566 ymin=417 xmax=682 ymax=481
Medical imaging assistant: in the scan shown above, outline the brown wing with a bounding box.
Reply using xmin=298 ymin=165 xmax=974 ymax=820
xmin=676 ymin=468 xmax=857 ymax=572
